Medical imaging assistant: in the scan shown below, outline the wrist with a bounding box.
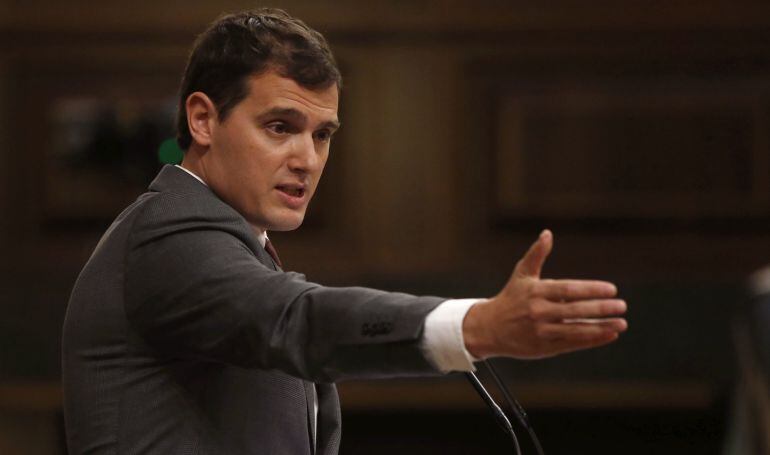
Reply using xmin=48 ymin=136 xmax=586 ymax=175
xmin=461 ymin=299 xmax=496 ymax=359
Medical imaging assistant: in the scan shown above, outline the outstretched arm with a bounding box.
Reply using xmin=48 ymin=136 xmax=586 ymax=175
xmin=462 ymin=230 xmax=627 ymax=360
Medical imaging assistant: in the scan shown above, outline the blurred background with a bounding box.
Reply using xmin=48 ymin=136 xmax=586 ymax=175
xmin=2 ymin=0 xmax=770 ymax=453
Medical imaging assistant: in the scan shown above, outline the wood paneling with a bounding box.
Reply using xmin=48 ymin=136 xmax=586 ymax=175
xmin=486 ymin=61 xmax=770 ymax=221
xmin=2 ymin=1 xmax=770 ymax=34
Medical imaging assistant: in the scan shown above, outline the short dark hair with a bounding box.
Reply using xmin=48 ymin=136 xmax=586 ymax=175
xmin=176 ymin=8 xmax=342 ymax=150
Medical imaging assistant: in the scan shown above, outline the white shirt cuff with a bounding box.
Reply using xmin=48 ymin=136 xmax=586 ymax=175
xmin=421 ymin=298 xmax=483 ymax=373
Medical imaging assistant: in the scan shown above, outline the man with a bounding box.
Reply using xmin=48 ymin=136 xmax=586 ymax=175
xmin=62 ymin=9 xmax=627 ymax=454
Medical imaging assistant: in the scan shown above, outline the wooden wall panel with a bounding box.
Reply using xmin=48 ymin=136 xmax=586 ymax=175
xmin=0 ymin=60 xmax=10 ymax=251
xmin=489 ymin=67 xmax=770 ymax=221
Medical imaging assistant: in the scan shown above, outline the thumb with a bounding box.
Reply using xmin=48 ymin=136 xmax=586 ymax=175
xmin=514 ymin=229 xmax=553 ymax=278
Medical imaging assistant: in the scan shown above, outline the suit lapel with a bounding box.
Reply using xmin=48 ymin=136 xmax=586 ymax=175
xmin=304 ymin=381 xmax=318 ymax=454
xmin=253 ymin=243 xmax=280 ymax=271
xmin=315 ymin=384 xmax=341 ymax=455
xmin=256 ymin=237 xmax=315 ymax=453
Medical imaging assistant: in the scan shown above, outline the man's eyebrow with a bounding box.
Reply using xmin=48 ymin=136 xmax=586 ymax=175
xmin=257 ymin=107 xmax=340 ymax=130
xmin=257 ymin=107 xmax=307 ymax=123
xmin=320 ymin=119 xmax=341 ymax=131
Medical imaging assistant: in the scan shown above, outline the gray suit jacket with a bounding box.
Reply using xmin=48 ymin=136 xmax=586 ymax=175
xmin=62 ymin=165 xmax=445 ymax=454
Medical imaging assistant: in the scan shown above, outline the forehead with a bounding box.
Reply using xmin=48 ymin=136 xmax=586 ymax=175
xmin=242 ymin=71 xmax=339 ymax=120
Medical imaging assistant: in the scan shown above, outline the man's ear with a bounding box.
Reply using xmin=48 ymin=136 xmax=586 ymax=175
xmin=186 ymin=92 xmax=218 ymax=147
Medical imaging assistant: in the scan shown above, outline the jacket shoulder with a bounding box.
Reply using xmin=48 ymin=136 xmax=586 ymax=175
xmin=130 ymin=178 xmax=259 ymax=255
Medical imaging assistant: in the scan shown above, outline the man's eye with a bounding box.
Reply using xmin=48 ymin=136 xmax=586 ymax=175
xmin=314 ymin=130 xmax=332 ymax=142
xmin=267 ymin=122 xmax=289 ymax=134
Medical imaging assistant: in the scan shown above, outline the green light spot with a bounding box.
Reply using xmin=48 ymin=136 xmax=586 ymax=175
xmin=158 ymin=138 xmax=184 ymax=164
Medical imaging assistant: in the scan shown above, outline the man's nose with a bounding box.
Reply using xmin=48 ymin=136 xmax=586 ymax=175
xmin=287 ymin=134 xmax=319 ymax=172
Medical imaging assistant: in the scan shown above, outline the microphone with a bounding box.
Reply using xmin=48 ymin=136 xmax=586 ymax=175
xmin=465 ymin=361 xmax=546 ymax=454
xmin=483 ymin=360 xmax=545 ymax=455
xmin=465 ymin=371 xmax=522 ymax=455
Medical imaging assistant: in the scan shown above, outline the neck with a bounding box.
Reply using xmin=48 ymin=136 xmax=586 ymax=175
xmin=180 ymin=146 xmax=208 ymax=184
xmin=181 ymin=147 xmax=267 ymax=238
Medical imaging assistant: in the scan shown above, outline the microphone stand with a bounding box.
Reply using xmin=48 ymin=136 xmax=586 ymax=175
xmin=465 ymin=361 xmax=546 ymax=455
xmin=465 ymin=372 xmax=522 ymax=455
xmin=483 ymin=360 xmax=545 ymax=455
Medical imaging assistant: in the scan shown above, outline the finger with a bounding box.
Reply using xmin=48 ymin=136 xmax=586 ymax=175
xmin=535 ymin=279 xmax=617 ymax=300
xmin=514 ymin=229 xmax=553 ymax=278
xmin=537 ymin=318 xmax=627 ymax=341
xmin=562 ymin=317 xmax=628 ymax=332
xmin=551 ymin=332 xmax=620 ymax=355
xmin=529 ymin=299 xmax=626 ymax=321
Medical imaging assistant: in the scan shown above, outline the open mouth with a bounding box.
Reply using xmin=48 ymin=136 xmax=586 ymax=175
xmin=276 ymin=186 xmax=305 ymax=198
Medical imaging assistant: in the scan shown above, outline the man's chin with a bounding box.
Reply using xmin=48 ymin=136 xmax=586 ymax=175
xmin=269 ymin=224 xmax=302 ymax=232
xmin=263 ymin=214 xmax=306 ymax=232
xmin=245 ymin=207 xmax=307 ymax=232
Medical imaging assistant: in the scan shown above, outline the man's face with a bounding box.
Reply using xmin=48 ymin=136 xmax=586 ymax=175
xmin=201 ymin=71 xmax=339 ymax=232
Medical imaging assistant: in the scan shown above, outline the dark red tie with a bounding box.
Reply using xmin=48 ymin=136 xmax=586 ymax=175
xmin=264 ymin=238 xmax=283 ymax=269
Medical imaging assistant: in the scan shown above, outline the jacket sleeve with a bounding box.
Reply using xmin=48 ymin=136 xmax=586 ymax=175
xmin=123 ymin=215 xmax=445 ymax=383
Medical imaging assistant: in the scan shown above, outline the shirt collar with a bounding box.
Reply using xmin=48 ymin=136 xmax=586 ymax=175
xmin=175 ymin=164 xmax=207 ymax=186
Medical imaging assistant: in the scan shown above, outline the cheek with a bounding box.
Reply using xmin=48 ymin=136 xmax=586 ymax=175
xmin=316 ymin=151 xmax=330 ymax=174
xmin=232 ymin=139 xmax=279 ymax=178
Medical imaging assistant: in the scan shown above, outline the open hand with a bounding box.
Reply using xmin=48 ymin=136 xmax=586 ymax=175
xmin=462 ymin=230 xmax=627 ymax=359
